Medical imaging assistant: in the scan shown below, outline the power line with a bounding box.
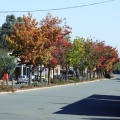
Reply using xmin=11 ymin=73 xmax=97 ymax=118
xmin=0 ymin=0 xmax=115 ymax=13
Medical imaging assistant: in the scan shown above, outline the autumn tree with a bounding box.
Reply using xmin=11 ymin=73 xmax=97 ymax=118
xmin=50 ymin=36 xmax=72 ymax=82
xmin=97 ymin=45 xmax=119 ymax=78
xmin=36 ymin=13 xmax=62 ymax=83
xmin=6 ymin=13 xmax=44 ymax=86
xmin=38 ymin=13 xmax=72 ymax=84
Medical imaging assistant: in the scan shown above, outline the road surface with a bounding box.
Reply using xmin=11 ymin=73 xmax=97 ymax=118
xmin=0 ymin=74 xmax=120 ymax=120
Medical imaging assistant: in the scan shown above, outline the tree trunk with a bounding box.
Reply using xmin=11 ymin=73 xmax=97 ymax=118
xmin=77 ymin=68 xmax=80 ymax=80
xmin=39 ymin=70 xmax=42 ymax=82
xmin=81 ymin=70 xmax=84 ymax=81
xmin=93 ymin=70 xmax=95 ymax=79
xmin=39 ymin=65 xmax=45 ymax=83
xmin=52 ymin=67 xmax=55 ymax=83
xmin=66 ymin=70 xmax=68 ymax=82
xmin=89 ymin=70 xmax=91 ymax=80
xmin=48 ymin=67 xmax=51 ymax=85
xmin=86 ymin=69 xmax=89 ymax=80
xmin=66 ymin=67 xmax=69 ymax=83
xmin=83 ymin=70 xmax=86 ymax=80
xmin=29 ymin=65 xmax=32 ymax=87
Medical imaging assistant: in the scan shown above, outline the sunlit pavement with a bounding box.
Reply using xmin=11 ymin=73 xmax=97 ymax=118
xmin=0 ymin=74 xmax=120 ymax=120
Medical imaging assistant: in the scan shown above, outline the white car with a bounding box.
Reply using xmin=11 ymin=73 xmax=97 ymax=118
xmin=17 ymin=75 xmax=29 ymax=84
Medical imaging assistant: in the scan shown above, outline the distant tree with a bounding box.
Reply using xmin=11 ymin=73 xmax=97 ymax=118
xmin=98 ymin=45 xmax=119 ymax=76
xmin=0 ymin=14 xmax=23 ymax=51
xmin=16 ymin=17 xmax=23 ymax=23
xmin=116 ymin=62 xmax=120 ymax=71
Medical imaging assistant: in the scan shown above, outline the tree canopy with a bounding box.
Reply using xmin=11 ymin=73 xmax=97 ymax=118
xmin=2 ymin=12 xmax=119 ymax=82
xmin=0 ymin=50 xmax=16 ymax=79
xmin=0 ymin=14 xmax=23 ymax=51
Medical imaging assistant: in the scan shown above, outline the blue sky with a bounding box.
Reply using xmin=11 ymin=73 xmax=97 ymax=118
xmin=0 ymin=0 xmax=120 ymax=56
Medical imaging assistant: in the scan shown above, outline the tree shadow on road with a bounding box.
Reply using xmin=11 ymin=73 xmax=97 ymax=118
xmin=54 ymin=94 xmax=120 ymax=118
xmin=115 ymin=78 xmax=120 ymax=82
xmin=83 ymin=118 xmax=119 ymax=120
xmin=112 ymin=77 xmax=120 ymax=82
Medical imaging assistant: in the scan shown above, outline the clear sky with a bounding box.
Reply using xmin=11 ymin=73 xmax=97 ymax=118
xmin=0 ymin=0 xmax=120 ymax=56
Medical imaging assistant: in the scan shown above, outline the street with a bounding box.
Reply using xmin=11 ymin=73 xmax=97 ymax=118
xmin=0 ymin=74 xmax=120 ymax=120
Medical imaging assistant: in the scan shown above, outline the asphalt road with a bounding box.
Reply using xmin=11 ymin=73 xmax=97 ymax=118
xmin=0 ymin=74 xmax=120 ymax=120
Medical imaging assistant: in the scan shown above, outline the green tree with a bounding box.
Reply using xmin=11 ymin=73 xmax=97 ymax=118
xmin=68 ymin=37 xmax=85 ymax=80
xmin=116 ymin=62 xmax=120 ymax=71
xmin=0 ymin=14 xmax=23 ymax=50
xmin=0 ymin=50 xmax=16 ymax=82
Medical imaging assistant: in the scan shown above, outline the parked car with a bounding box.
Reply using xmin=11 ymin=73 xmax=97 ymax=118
xmin=17 ymin=75 xmax=29 ymax=84
xmin=54 ymin=74 xmax=66 ymax=80
xmin=61 ymin=70 xmax=74 ymax=77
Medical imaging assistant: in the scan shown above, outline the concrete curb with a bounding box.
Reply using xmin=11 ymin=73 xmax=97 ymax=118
xmin=0 ymin=78 xmax=108 ymax=94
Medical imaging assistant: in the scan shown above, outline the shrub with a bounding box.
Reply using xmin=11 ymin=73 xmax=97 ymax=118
xmin=0 ymin=83 xmax=13 ymax=92
xmin=68 ymin=80 xmax=75 ymax=83
xmin=52 ymin=78 xmax=67 ymax=85
xmin=31 ymin=83 xmax=44 ymax=87
xmin=68 ymin=77 xmax=80 ymax=82
xmin=19 ymin=85 xmax=29 ymax=89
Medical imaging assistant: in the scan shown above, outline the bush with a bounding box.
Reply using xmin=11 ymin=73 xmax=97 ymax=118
xmin=19 ymin=83 xmax=43 ymax=89
xmin=52 ymin=78 xmax=67 ymax=85
xmin=31 ymin=82 xmax=44 ymax=87
xmin=0 ymin=83 xmax=13 ymax=92
xmin=19 ymin=85 xmax=29 ymax=89
xmin=68 ymin=77 xmax=80 ymax=82
xmin=68 ymin=80 xmax=75 ymax=83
